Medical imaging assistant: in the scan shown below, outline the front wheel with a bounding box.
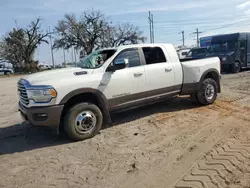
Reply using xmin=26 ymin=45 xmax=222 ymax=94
xmin=232 ymin=62 xmax=241 ymax=73
xmin=4 ymin=71 xmax=10 ymax=75
xmin=194 ymin=78 xmax=218 ymax=105
xmin=64 ymin=103 xmax=103 ymax=141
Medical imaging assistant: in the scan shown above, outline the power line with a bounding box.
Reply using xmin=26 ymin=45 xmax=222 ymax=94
xmin=113 ymin=14 xmax=250 ymax=25
xmin=201 ymin=19 xmax=250 ymax=33
xmin=137 ymin=18 xmax=250 ymax=29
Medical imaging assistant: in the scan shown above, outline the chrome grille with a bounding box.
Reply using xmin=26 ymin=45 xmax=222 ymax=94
xmin=18 ymin=80 xmax=29 ymax=106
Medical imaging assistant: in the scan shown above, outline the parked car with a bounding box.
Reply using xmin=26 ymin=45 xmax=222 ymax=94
xmin=39 ymin=64 xmax=52 ymax=70
xmin=0 ymin=64 xmax=14 ymax=75
xmin=185 ymin=47 xmax=208 ymax=60
xmin=17 ymin=43 xmax=221 ymax=141
xmin=177 ymin=48 xmax=191 ymax=60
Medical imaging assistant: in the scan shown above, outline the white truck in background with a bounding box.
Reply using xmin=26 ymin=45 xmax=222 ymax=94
xmin=18 ymin=43 xmax=221 ymax=141
xmin=176 ymin=48 xmax=191 ymax=60
xmin=38 ymin=64 xmax=52 ymax=70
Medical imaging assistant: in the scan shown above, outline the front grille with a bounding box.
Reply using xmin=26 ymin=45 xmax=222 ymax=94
xmin=18 ymin=80 xmax=29 ymax=106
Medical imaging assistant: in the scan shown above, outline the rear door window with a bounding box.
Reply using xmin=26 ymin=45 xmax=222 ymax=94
xmin=142 ymin=47 xmax=167 ymax=65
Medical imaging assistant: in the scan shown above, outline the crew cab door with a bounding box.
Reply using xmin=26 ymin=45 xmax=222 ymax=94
xmin=104 ymin=48 xmax=146 ymax=110
xmin=142 ymin=47 xmax=179 ymax=97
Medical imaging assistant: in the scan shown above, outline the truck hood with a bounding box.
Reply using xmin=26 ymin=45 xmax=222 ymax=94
xmin=23 ymin=67 xmax=94 ymax=85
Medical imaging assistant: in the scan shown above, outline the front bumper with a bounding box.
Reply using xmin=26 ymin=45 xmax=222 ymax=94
xmin=18 ymin=102 xmax=64 ymax=127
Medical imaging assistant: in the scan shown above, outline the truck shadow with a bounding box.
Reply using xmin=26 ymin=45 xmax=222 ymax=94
xmin=0 ymin=97 xmax=201 ymax=155
xmin=0 ymin=123 xmax=71 ymax=155
xmin=109 ymin=97 xmax=200 ymax=128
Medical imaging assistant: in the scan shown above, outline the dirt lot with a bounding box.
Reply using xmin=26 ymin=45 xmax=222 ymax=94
xmin=1 ymin=72 xmax=250 ymax=188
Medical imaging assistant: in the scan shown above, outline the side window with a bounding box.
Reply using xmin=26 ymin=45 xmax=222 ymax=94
xmin=181 ymin=52 xmax=188 ymax=56
xmin=114 ymin=49 xmax=141 ymax=68
xmin=142 ymin=47 xmax=166 ymax=65
xmin=187 ymin=51 xmax=192 ymax=57
xmin=240 ymin=41 xmax=246 ymax=49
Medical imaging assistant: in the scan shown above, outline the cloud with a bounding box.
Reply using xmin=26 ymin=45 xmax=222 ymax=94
xmin=237 ymin=1 xmax=250 ymax=9
xmin=108 ymin=1 xmax=213 ymax=15
xmin=14 ymin=0 xmax=215 ymax=16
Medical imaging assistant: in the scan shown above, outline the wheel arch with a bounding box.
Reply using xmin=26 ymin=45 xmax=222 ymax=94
xmin=199 ymin=68 xmax=221 ymax=93
xmin=59 ymin=88 xmax=111 ymax=131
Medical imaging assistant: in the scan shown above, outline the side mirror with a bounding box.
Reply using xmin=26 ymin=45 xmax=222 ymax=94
xmin=124 ymin=58 xmax=129 ymax=66
xmin=106 ymin=58 xmax=129 ymax=72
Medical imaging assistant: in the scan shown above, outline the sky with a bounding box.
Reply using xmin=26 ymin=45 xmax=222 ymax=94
xmin=1 ymin=0 xmax=250 ymax=65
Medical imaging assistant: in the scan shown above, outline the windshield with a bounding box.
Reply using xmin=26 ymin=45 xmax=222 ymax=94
xmin=77 ymin=49 xmax=116 ymax=69
xmin=187 ymin=48 xmax=207 ymax=57
xmin=208 ymin=41 xmax=237 ymax=53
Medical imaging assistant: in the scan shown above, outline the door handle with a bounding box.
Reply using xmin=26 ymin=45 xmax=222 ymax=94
xmin=165 ymin=68 xmax=172 ymax=72
xmin=134 ymin=72 xmax=143 ymax=76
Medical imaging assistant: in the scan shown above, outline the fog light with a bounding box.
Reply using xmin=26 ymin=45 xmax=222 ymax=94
xmin=33 ymin=113 xmax=48 ymax=121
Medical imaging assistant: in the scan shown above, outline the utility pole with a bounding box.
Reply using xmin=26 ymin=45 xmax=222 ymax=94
xmin=148 ymin=11 xmax=154 ymax=43
xmin=180 ymin=30 xmax=185 ymax=46
xmin=191 ymin=28 xmax=202 ymax=47
xmin=63 ymin=49 xmax=66 ymax=64
xmin=151 ymin=14 xmax=154 ymax=43
xmin=49 ymin=27 xmax=55 ymax=68
xmin=74 ymin=48 xmax=77 ymax=66
xmin=71 ymin=47 xmax=74 ymax=63
xmin=14 ymin=20 xmax=18 ymax=28
xmin=148 ymin=11 xmax=152 ymax=43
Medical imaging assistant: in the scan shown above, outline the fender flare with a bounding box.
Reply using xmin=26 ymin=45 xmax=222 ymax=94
xmin=59 ymin=88 xmax=111 ymax=124
xmin=198 ymin=68 xmax=221 ymax=93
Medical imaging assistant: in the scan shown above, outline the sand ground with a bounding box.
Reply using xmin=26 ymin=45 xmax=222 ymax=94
xmin=1 ymin=71 xmax=250 ymax=188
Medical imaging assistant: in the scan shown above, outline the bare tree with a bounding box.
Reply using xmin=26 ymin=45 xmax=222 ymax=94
xmin=0 ymin=18 xmax=50 ymax=72
xmin=54 ymin=10 xmax=146 ymax=55
xmin=99 ymin=23 xmax=146 ymax=48
xmin=54 ymin=10 xmax=110 ymax=55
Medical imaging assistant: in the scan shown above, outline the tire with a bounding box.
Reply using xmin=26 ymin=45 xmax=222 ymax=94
xmin=232 ymin=62 xmax=241 ymax=73
xmin=64 ymin=103 xmax=103 ymax=141
xmin=4 ymin=71 xmax=11 ymax=75
xmin=190 ymin=93 xmax=198 ymax=104
xmin=195 ymin=78 xmax=218 ymax=105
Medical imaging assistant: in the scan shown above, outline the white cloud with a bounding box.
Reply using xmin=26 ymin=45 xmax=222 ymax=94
xmin=19 ymin=0 xmax=217 ymax=16
xmin=237 ymin=1 xmax=250 ymax=9
xmin=109 ymin=1 xmax=210 ymax=15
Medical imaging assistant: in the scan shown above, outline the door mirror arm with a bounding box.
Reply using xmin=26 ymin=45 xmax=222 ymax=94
xmin=106 ymin=65 xmax=116 ymax=72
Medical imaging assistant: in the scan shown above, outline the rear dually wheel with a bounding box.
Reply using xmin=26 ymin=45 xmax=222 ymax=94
xmin=192 ymin=78 xmax=218 ymax=105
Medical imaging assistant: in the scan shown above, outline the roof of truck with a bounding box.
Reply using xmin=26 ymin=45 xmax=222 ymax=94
xmin=96 ymin=43 xmax=174 ymax=52
xmin=117 ymin=43 xmax=174 ymax=50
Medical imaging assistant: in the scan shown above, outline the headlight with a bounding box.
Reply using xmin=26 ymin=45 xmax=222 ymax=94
xmin=222 ymin=57 xmax=227 ymax=61
xmin=27 ymin=88 xmax=57 ymax=103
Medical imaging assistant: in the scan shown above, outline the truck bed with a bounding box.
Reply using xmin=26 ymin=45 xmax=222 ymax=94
xmin=181 ymin=57 xmax=221 ymax=84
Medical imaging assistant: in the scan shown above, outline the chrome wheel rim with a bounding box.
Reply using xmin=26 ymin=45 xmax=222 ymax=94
xmin=75 ymin=111 xmax=97 ymax=134
xmin=205 ymin=84 xmax=215 ymax=100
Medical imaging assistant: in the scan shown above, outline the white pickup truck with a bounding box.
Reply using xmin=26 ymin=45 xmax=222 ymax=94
xmin=18 ymin=44 xmax=221 ymax=141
